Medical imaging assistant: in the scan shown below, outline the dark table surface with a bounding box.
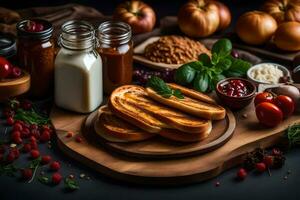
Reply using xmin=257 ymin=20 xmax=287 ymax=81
xmin=1 ymin=1 xmax=300 ymax=199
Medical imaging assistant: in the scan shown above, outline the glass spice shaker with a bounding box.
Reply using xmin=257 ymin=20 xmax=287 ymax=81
xmin=16 ymin=19 xmax=55 ymax=98
xmin=54 ymin=20 xmax=103 ymax=113
xmin=97 ymin=21 xmax=133 ymax=94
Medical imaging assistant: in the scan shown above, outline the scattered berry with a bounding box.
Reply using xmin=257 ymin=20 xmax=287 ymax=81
xmin=6 ymin=117 xmax=14 ymax=125
xmin=11 ymin=130 xmax=21 ymax=141
xmin=29 ymin=136 xmax=37 ymax=143
xmin=11 ymin=148 xmax=20 ymax=158
xmin=22 ymin=143 xmax=32 ymax=153
xmin=6 ymin=152 xmax=15 ymax=162
xmin=13 ymin=123 xmax=23 ymax=132
xmin=215 ymin=181 xmax=220 ymax=187
xmin=52 ymin=173 xmax=62 ymax=184
xmin=50 ymin=161 xmax=61 ymax=171
xmin=13 ymin=136 xmax=23 ymax=144
xmin=21 ymin=128 xmax=30 ymax=138
xmin=237 ymin=168 xmax=247 ymax=180
xmin=30 ymin=124 xmax=38 ymax=130
xmin=255 ymin=162 xmax=267 ymax=172
xmin=21 ymin=168 xmax=33 ymax=180
xmin=41 ymin=155 xmax=52 ymax=165
xmin=75 ymin=136 xmax=82 ymax=143
xmin=30 ymin=149 xmax=40 ymax=159
xmin=40 ymin=130 xmax=51 ymax=143
xmin=263 ymin=155 xmax=274 ymax=167
xmin=30 ymin=141 xmax=38 ymax=150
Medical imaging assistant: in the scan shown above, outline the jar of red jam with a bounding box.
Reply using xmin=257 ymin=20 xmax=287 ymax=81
xmin=16 ymin=19 xmax=55 ymax=98
xmin=97 ymin=21 xmax=133 ymax=94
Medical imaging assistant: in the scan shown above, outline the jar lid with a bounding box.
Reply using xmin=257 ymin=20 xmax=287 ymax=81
xmin=17 ymin=19 xmax=53 ymax=40
xmin=0 ymin=34 xmax=16 ymax=58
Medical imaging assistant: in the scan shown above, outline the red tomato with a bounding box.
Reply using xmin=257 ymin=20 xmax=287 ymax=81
xmin=254 ymin=92 xmax=274 ymax=106
xmin=274 ymin=95 xmax=295 ymax=118
xmin=256 ymin=102 xmax=283 ymax=127
xmin=0 ymin=56 xmax=12 ymax=79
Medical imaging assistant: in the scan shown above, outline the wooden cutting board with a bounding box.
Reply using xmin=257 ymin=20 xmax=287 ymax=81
xmin=50 ymin=103 xmax=300 ymax=185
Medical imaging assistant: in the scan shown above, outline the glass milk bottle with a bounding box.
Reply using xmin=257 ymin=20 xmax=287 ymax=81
xmin=54 ymin=20 xmax=103 ymax=113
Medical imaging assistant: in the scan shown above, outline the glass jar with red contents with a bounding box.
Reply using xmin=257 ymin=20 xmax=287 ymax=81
xmin=16 ymin=19 xmax=55 ymax=98
xmin=97 ymin=21 xmax=133 ymax=94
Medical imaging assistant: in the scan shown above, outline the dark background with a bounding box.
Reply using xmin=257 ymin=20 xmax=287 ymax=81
xmin=0 ymin=1 xmax=300 ymax=200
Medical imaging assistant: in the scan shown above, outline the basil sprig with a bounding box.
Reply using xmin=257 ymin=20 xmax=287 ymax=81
xmin=147 ymin=76 xmax=184 ymax=99
xmin=175 ymin=38 xmax=251 ymax=93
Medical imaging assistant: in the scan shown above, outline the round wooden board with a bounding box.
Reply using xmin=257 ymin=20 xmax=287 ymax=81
xmin=0 ymin=71 xmax=30 ymax=101
xmin=51 ymin=104 xmax=300 ymax=185
xmin=86 ymin=109 xmax=236 ymax=159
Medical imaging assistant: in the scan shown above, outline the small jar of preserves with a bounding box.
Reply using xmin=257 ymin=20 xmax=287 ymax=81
xmin=16 ymin=19 xmax=55 ymax=98
xmin=97 ymin=21 xmax=133 ymax=94
xmin=55 ymin=20 xmax=103 ymax=113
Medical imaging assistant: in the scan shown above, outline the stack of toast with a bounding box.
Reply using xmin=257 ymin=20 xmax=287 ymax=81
xmin=94 ymin=84 xmax=226 ymax=143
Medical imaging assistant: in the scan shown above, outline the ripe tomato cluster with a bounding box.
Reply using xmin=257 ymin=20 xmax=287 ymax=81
xmin=254 ymin=92 xmax=295 ymax=127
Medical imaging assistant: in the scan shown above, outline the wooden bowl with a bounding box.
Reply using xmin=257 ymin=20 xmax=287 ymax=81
xmin=0 ymin=71 xmax=30 ymax=101
xmin=216 ymin=78 xmax=256 ymax=110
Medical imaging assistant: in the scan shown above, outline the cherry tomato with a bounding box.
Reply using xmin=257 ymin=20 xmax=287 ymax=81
xmin=274 ymin=95 xmax=295 ymax=118
xmin=254 ymin=92 xmax=274 ymax=106
xmin=0 ymin=56 xmax=11 ymax=79
xmin=256 ymin=102 xmax=283 ymax=127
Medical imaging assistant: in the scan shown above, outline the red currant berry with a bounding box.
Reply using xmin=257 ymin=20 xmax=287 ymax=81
xmin=41 ymin=155 xmax=52 ymax=165
xmin=263 ymin=155 xmax=274 ymax=167
xmin=6 ymin=117 xmax=14 ymax=126
xmin=52 ymin=172 xmax=62 ymax=184
xmin=6 ymin=152 xmax=15 ymax=162
xmin=255 ymin=162 xmax=267 ymax=172
xmin=237 ymin=168 xmax=247 ymax=180
xmin=40 ymin=130 xmax=51 ymax=143
xmin=30 ymin=149 xmax=40 ymax=159
xmin=50 ymin=161 xmax=61 ymax=171
xmin=22 ymin=143 xmax=32 ymax=153
xmin=13 ymin=123 xmax=23 ymax=132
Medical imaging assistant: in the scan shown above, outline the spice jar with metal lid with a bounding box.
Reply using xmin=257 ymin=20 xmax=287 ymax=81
xmin=16 ymin=19 xmax=55 ymax=98
xmin=0 ymin=34 xmax=17 ymax=63
xmin=55 ymin=20 xmax=103 ymax=113
xmin=97 ymin=21 xmax=133 ymax=94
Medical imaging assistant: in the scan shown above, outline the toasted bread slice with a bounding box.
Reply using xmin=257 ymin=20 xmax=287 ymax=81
xmin=109 ymin=85 xmax=211 ymax=134
xmin=159 ymin=124 xmax=212 ymax=142
xmin=146 ymin=83 xmax=226 ymax=120
xmin=109 ymin=85 xmax=166 ymax=133
xmin=95 ymin=105 xmax=209 ymax=143
xmin=94 ymin=105 xmax=156 ymax=142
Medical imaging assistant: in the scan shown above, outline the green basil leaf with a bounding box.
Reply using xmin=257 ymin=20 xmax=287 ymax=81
xmin=211 ymin=53 xmax=219 ymax=65
xmin=175 ymin=64 xmax=196 ymax=85
xmin=223 ymin=70 xmax=244 ymax=78
xmin=212 ymin=38 xmax=232 ymax=58
xmin=216 ymin=58 xmax=232 ymax=71
xmin=212 ymin=74 xmax=226 ymax=88
xmin=229 ymin=57 xmax=252 ymax=75
xmin=198 ymin=53 xmax=211 ymax=67
xmin=193 ymin=73 xmax=209 ymax=92
xmin=173 ymin=89 xmax=184 ymax=99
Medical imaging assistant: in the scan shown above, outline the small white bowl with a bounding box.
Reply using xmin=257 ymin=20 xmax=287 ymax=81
xmin=247 ymin=62 xmax=291 ymax=85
